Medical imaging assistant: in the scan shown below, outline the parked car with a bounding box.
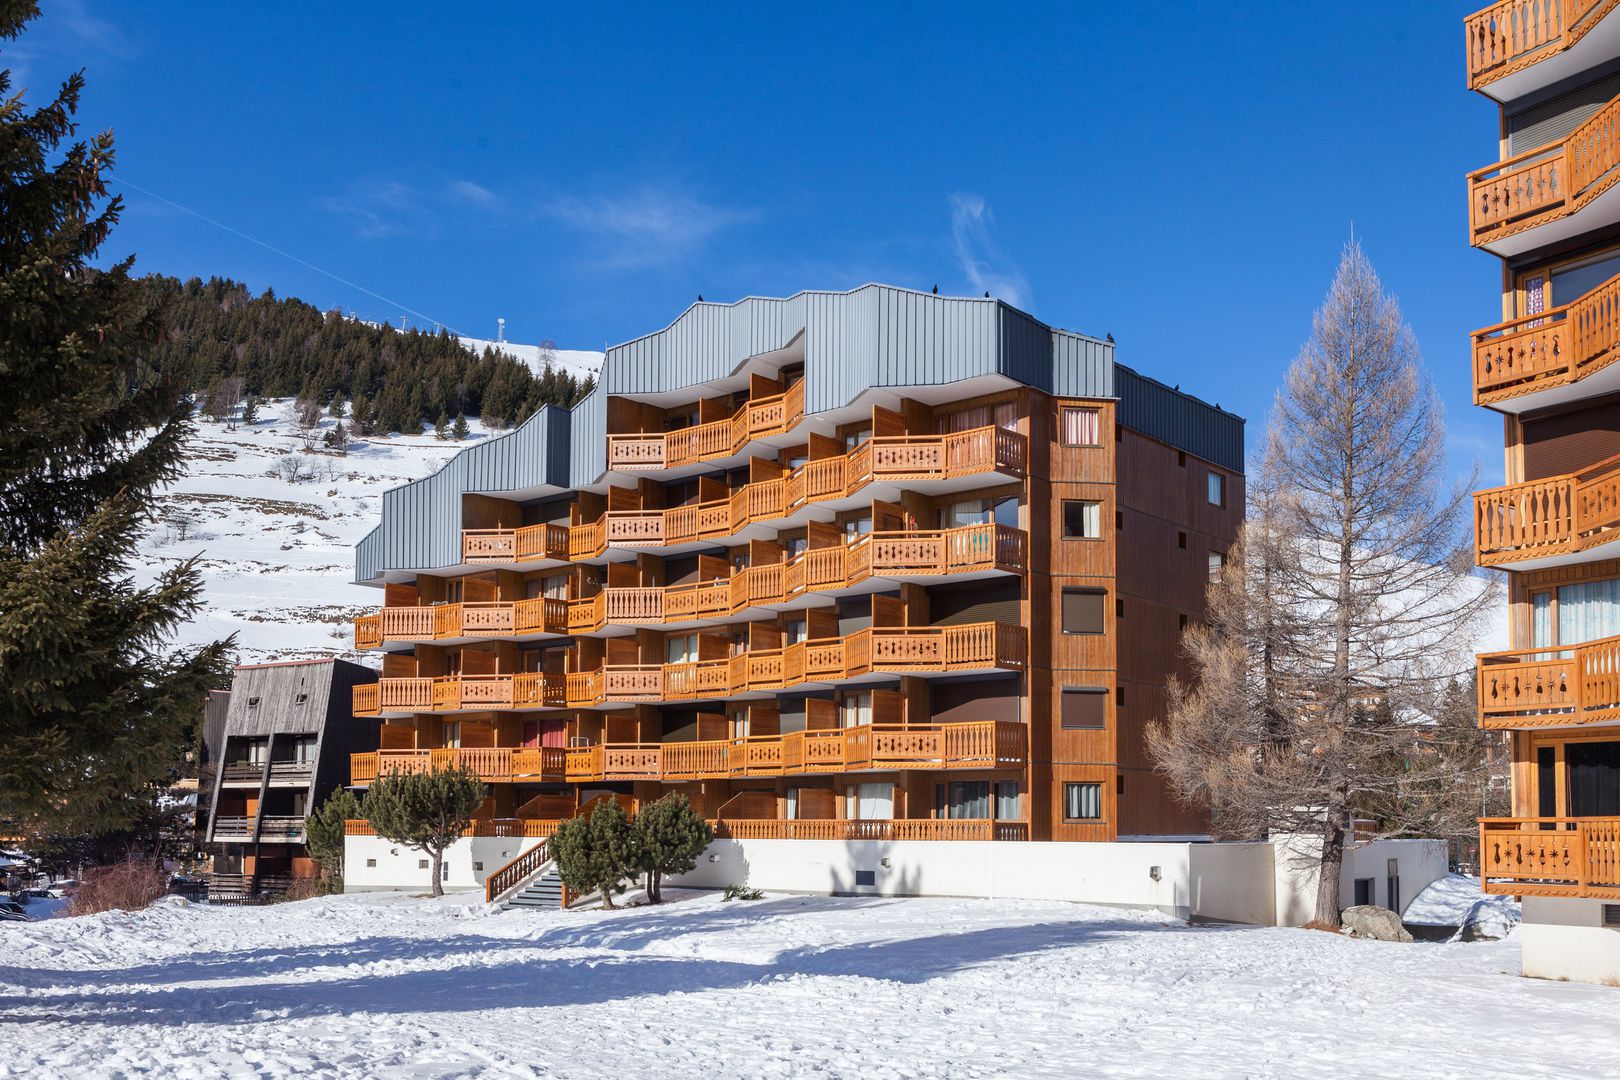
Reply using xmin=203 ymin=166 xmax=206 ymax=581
xmin=0 ymin=900 xmax=31 ymax=922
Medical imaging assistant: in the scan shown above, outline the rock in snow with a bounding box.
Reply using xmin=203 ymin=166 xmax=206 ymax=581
xmin=1341 ymin=904 xmax=1414 ymax=943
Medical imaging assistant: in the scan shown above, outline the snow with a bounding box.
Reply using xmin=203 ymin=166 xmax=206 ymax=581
xmin=456 ymin=336 xmax=603 ymax=384
xmin=1404 ymin=873 xmax=1522 ymax=939
xmin=0 ymin=891 xmax=1613 ymax=1078
xmin=134 ymin=401 xmax=484 ymax=664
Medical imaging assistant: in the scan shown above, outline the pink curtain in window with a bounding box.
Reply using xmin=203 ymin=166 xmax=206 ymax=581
xmin=541 ymin=719 xmax=567 ymax=748
xmin=938 ymin=405 xmax=991 ymax=434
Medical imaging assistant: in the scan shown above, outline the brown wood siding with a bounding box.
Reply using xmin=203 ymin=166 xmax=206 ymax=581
xmin=1522 ymin=397 xmax=1620 ymax=480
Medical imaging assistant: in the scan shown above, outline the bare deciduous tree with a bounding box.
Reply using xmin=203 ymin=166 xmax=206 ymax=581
xmin=1149 ymin=242 xmax=1498 ymax=927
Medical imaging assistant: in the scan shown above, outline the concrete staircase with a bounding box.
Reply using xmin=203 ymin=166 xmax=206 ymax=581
xmin=502 ymin=865 xmax=566 ymax=910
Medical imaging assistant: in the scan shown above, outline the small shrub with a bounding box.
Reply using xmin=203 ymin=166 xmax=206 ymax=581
xmin=280 ymin=876 xmax=324 ymax=902
xmin=722 ymin=884 xmax=763 ymax=902
xmin=69 ymin=857 xmax=168 ymax=916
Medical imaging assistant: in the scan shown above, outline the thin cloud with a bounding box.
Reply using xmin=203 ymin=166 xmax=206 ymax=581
xmin=948 ymin=194 xmax=1030 ymax=309
xmin=449 ymin=179 xmax=502 ymax=209
xmin=321 ymin=181 xmax=427 ymax=241
xmin=541 ymin=188 xmax=755 ymax=267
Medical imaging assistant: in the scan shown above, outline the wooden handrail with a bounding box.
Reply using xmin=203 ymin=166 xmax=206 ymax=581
xmin=1465 ymin=0 xmax=1616 ymax=91
xmin=1479 ymin=816 xmax=1620 ymax=899
xmin=1477 ymin=631 xmax=1620 ymax=727
xmin=1475 ymin=449 xmax=1620 ymax=562
xmin=484 ymin=838 xmax=550 ymax=904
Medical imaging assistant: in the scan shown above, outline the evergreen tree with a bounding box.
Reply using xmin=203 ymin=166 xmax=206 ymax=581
xmin=305 ymin=787 xmax=361 ymax=893
xmin=452 ymin=411 xmax=470 ymax=440
xmin=633 ymin=793 xmax=712 ymax=903
xmin=363 ymin=765 xmax=486 ymax=897
xmin=551 ymin=799 xmax=640 ymax=909
xmin=0 ymin=4 xmax=231 ymax=839
xmin=434 ymin=409 xmax=450 ymax=439
xmin=241 ymin=394 xmax=260 ymax=425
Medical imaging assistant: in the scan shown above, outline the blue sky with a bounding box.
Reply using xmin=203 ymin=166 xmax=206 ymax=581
xmin=10 ymin=1 xmax=1502 ymax=481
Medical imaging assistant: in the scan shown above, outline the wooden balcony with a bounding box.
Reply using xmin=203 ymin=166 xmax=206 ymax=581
xmin=353 ymin=622 xmax=1024 ymax=718
xmin=607 ymin=381 xmax=807 ymax=472
xmin=1470 ymin=273 xmax=1620 ymax=409
xmin=1477 ymin=633 xmax=1620 ymax=728
xmin=1474 ymin=453 xmax=1620 ymax=566
xmin=461 ymin=427 xmax=1029 ymax=566
xmin=1480 ymin=817 xmax=1620 ymax=898
xmin=258 ymin=815 xmax=306 ymax=843
xmin=712 ymin=818 xmax=1029 ymax=841
xmin=1468 ymin=90 xmax=1620 ymax=254
xmin=1465 ymin=0 xmax=1619 ymax=96
xmin=350 ymin=747 xmax=567 ymax=785
xmin=211 ymin=815 xmax=256 ymax=841
xmin=352 ymin=598 xmax=570 ymax=649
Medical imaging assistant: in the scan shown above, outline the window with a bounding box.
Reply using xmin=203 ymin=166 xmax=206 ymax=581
xmin=1179 ymin=614 xmax=1189 ymax=631
xmin=666 ymin=633 xmax=699 ymax=664
xmin=1062 ymin=500 xmax=1101 ymax=540
xmin=840 ymin=691 xmax=873 ymax=729
xmin=785 ymin=534 xmax=808 ymax=559
xmin=1064 ymin=782 xmax=1102 ymax=821
xmin=1061 ymin=589 xmax=1106 ymax=635
xmin=938 ymin=780 xmax=991 ymax=819
xmin=1060 ymin=688 xmax=1107 ymax=730
xmin=442 ymin=721 xmax=461 ymax=749
xmin=1207 ymin=471 xmax=1226 ymax=507
xmin=844 ymin=425 xmax=872 ymax=449
xmin=1178 ymin=450 xmax=1186 ymax=467
xmin=473 ymin=861 xmax=484 ymax=873
xmin=994 ymin=782 xmax=1020 ymax=821
xmin=1208 ymin=552 xmax=1225 ymax=583
xmin=418 ymin=859 xmax=430 ymax=870
xmin=1353 ymin=878 xmax=1374 ymax=907
xmin=1177 ymin=531 xmax=1187 ymax=549
xmin=783 ymin=617 xmax=808 ymax=646
xmin=366 ymin=858 xmax=377 ymax=868
xmin=1116 ymin=511 xmax=1123 ymax=530
xmin=1059 ymin=407 xmax=1101 ymax=447
xmin=843 ymin=514 xmax=872 ymax=540
xmin=785 ymin=788 xmax=799 ymax=820
xmin=1115 ymin=687 xmax=1125 ymax=707
xmin=1116 ymin=775 xmax=1126 ymax=795
xmin=941 ymin=497 xmax=1018 ymax=530
xmin=847 ymin=782 xmax=893 ymax=820
xmin=939 ymin=401 xmax=1018 ymax=434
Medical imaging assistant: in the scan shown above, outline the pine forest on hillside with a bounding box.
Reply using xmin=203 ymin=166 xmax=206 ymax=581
xmin=138 ymin=275 xmax=594 ymax=435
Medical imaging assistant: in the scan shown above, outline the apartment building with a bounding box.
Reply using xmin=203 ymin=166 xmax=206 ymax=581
xmin=206 ymin=659 xmax=379 ymax=899
xmin=1466 ymin=2 xmax=1620 ymax=982
xmin=347 ymin=285 xmax=1243 ymax=874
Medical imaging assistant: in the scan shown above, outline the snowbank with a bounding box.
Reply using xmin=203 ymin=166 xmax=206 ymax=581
xmin=1403 ymin=873 xmax=1521 ymax=939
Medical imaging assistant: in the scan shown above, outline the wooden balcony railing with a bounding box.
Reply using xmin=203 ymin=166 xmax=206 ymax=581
xmin=1469 ymin=90 xmax=1620 ymax=248
xmin=1474 ymin=452 xmax=1620 ymax=563
xmin=607 ymin=381 xmax=807 ymax=471
xmin=258 ymin=815 xmax=306 ymax=841
xmin=212 ymin=815 xmax=256 ymax=841
xmin=350 ymin=747 xmax=567 ymax=785
xmin=1471 ymin=272 xmax=1620 ymax=405
xmin=1480 ymin=817 xmax=1620 ymax=898
xmin=460 ymin=426 xmax=1029 ymax=566
xmin=353 ymin=599 xmax=569 ymax=648
xmin=345 ymin=817 xmax=562 ymax=839
xmin=1477 ymin=632 xmax=1620 ymax=727
xmin=711 ymin=818 xmax=1029 ymax=841
xmin=1465 ymin=0 xmax=1615 ymax=91
xmin=355 ymin=622 xmax=1023 ymax=718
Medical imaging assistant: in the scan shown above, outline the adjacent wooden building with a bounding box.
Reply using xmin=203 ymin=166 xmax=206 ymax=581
xmin=350 ymin=285 xmax=1243 ymax=848
xmin=206 ymin=659 xmax=379 ymax=896
xmin=1466 ymin=0 xmax=1620 ymax=982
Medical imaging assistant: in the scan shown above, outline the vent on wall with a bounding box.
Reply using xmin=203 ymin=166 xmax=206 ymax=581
xmin=1604 ymin=904 xmax=1620 ymax=928
xmin=855 ymin=869 xmax=876 ymax=887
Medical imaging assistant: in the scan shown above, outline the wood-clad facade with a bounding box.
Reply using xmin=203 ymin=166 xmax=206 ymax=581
xmin=1463 ymin=5 xmax=1620 ymax=924
xmin=351 ymin=286 xmax=1242 ymax=844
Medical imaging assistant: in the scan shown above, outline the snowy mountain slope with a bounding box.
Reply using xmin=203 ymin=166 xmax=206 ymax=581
xmin=457 ymin=336 xmax=603 ymax=383
xmin=133 ymin=401 xmax=485 ymax=666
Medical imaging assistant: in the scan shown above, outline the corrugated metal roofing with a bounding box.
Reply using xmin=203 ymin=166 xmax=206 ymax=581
xmin=355 ymin=284 xmax=1241 ymax=582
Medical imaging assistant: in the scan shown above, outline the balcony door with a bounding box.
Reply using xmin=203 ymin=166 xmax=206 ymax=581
xmin=1519 ymin=247 xmax=1620 ymax=318
xmin=1568 ymin=742 xmax=1620 ymax=818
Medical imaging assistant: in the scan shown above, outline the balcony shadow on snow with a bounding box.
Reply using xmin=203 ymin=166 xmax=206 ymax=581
xmin=2 ymin=909 xmax=1212 ymax=1027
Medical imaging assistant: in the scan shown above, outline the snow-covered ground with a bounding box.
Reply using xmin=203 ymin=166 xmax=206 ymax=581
xmin=457 ymin=336 xmax=603 ymax=384
xmin=134 ymin=401 xmax=487 ymax=665
xmin=0 ymin=891 xmax=1613 ymax=1079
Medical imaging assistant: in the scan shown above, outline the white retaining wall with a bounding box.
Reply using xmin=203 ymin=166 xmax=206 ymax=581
xmin=1520 ymin=896 xmax=1620 ymax=984
xmin=345 ymin=833 xmax=543 ymax=894
xmin=345 ymin=830 xmax=1447 ymax=927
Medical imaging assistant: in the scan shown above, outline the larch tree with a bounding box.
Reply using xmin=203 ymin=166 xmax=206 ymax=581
xmin=0 ymin=1 xmax=231 ymax=839
xmin=1149 ymin=242 xmax=1496 ymax=927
